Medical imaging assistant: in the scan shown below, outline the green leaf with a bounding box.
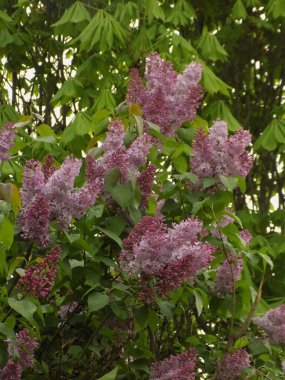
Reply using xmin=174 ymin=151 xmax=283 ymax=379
xmin=196 ymin=32 xmax=228 ymax=62
xmin=0 ymin=183 xmax=21 ymax=214
xmin=0 ymin=10 xmax=13 ymax=24
xmin=104 ymin=168 xmax=120 ymax=193
xmin=167 ymin=0 xmax=196 ymax=25
xmin=95 ymin=89 xmax=116 ymax=111
xmin=157 ymin=300 xmax=175 ymax=320
xmin=267 ymin=0 xmax=285 ymax=18
xmin=133 ymin=305 xmax=149 ymax=328
xmin=219 ymin=175 xmax=239 ymax=190
xmin=110 ymin=181 xmax=134 ymax=209
xmin=52 ymin=78 xmax=84 ymax=104
xmin=88 ymin=292 xmax=109 ymax=312
xmin=36 ymin=124 xmax=56 ymax=138
xmin=205 ymin=100 xmax=241 ymax=131
xmin=52 ymin=1 xmax=91 ymax=35
xmin=79 ymin=10 xmax=126 ymax=52
xmin=97 ymin=227 xmax=122 ymax=247
xmin=234 ymin=337 xmax=249 ymax=349
xmin=144 ymin=0 xmax=165 ymax=23
xmin=201 ymin=65 xmax=231 ymax=96
xmin=0 ymin=217 xmax=14 ymax=250
xmin=231 ymin=0 xmax=248 ymax=19
xmin=0 ymin=29 xmax=13 ymax=48
xmin=8 ymin=298 xmax=37 ymax=323
xmin=193 ymin=289 xmax=203 ymax=316
xmin=203 ymin=177 xmax=216 ymax=189
xmin=254 ymin=119 xmax=285 ymax=152
xmin=97 ymin=366 xmax=119 ymax=380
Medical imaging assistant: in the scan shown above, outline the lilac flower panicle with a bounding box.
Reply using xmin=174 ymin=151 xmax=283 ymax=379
xmin=137 ymin=163 xmax=156 ymax=207
xmin=18 ymin=195 xmax=51 ymax=247
xmin=190 ymin=120 xmax=253 ymax=189
xmin=0 ymin=360 xmax=22 ymax=380
xmin=127 ymin=53 xmax=203 ymax=136
xmin=213 ymin=253 xmax=243 ymax=296
xmin=240 ymin=229 xmax=252 ymax=245
xmin=0 ymin=122 xmax=17 ymax=162
xmin=86 ymin=119 xmax=154 ymax=207
xmin=150 ymin=348 xmax=197 ymax=380
xmin=0 ymin=328 xmax=39 ymax=379
xmin=253 ymin=304 xmax=285 ymax=344
xmin=19 ymin=156 xmax=100 ymax=245
xmin=219 ymin=349 xmax=250 ymax=380
xmin=18 ymin=246 xmax=61 ymax=298
xmin=120 ymin=216 xmax=215 ymax=296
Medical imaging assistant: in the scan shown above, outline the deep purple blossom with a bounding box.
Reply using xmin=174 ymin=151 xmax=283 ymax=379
xmin=0 ymin=122 xmax=17 ymax=162
xmin=190 ymin=120 xmax=253 ymax=189
xmin=150 ymin=348 xmax=197 ymax=380
xmin=127 ymin=53 xmax=203 ymax=136
xmin=19 ymin=246 xmax=61 ymax=298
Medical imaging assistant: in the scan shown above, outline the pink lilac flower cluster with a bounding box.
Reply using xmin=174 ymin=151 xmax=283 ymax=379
xmin=253 ymin=304 xmax=285 ymax=344
xmin=127 ymin=53 xmax=203 ymax=136
xmin=150 ymin=348 xmax=197 ymax=380
xmin=0 ymin=122 xmax=17 ymax=162
xmin=213 ymin=253 xmax=243 ymax=296
xmin=190 ymin=120 xmax=253 ymax=189
xmin=86 ymin=119 xmax=154 ymax=206
xmin=240 ymin=229 xmax=252 ymax=245
xmin=18 ymin=245 xmax=61 ymax=298
xmin=120 ymin=216 xmax=215 ymax=296
xmin=19 ymin=156 xmax=100 ymax=246
xmin=0 ymin=328 xmax=38 ymax=380
xmin=219 ymin=349 xmax=250 ymax=380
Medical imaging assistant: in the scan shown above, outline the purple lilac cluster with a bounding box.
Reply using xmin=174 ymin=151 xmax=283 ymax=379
xmin=0 ymin=123 xmax=17 ymax=162
xmin=219 ymin=349 xmax=250 ymax=379
xmin=18 ymin=156 xmax=100 ymax=246
xmin=127 ymin=53 xmax=203 ymax=136
xmin=0 ymin=329 xmax=38 ymax=380
xmin=86 ymin=119 xmax=154 ymax=206
xmin=120 ymin=216 xmax=215 ymax=296
xmin=253 ymin=304 xmax=285 ymax=343
xmin=150 ymin=348 xmax=197 ymax=380
xmin=18 ymin=245 xmax=61 ymax=298
xmin=240 ymin=229 xmax=252 ymax=245
xmin=190 ymin=120 xmax=253 ymax=189
xmin=213 ymin=253 xmax=243 ymax=296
